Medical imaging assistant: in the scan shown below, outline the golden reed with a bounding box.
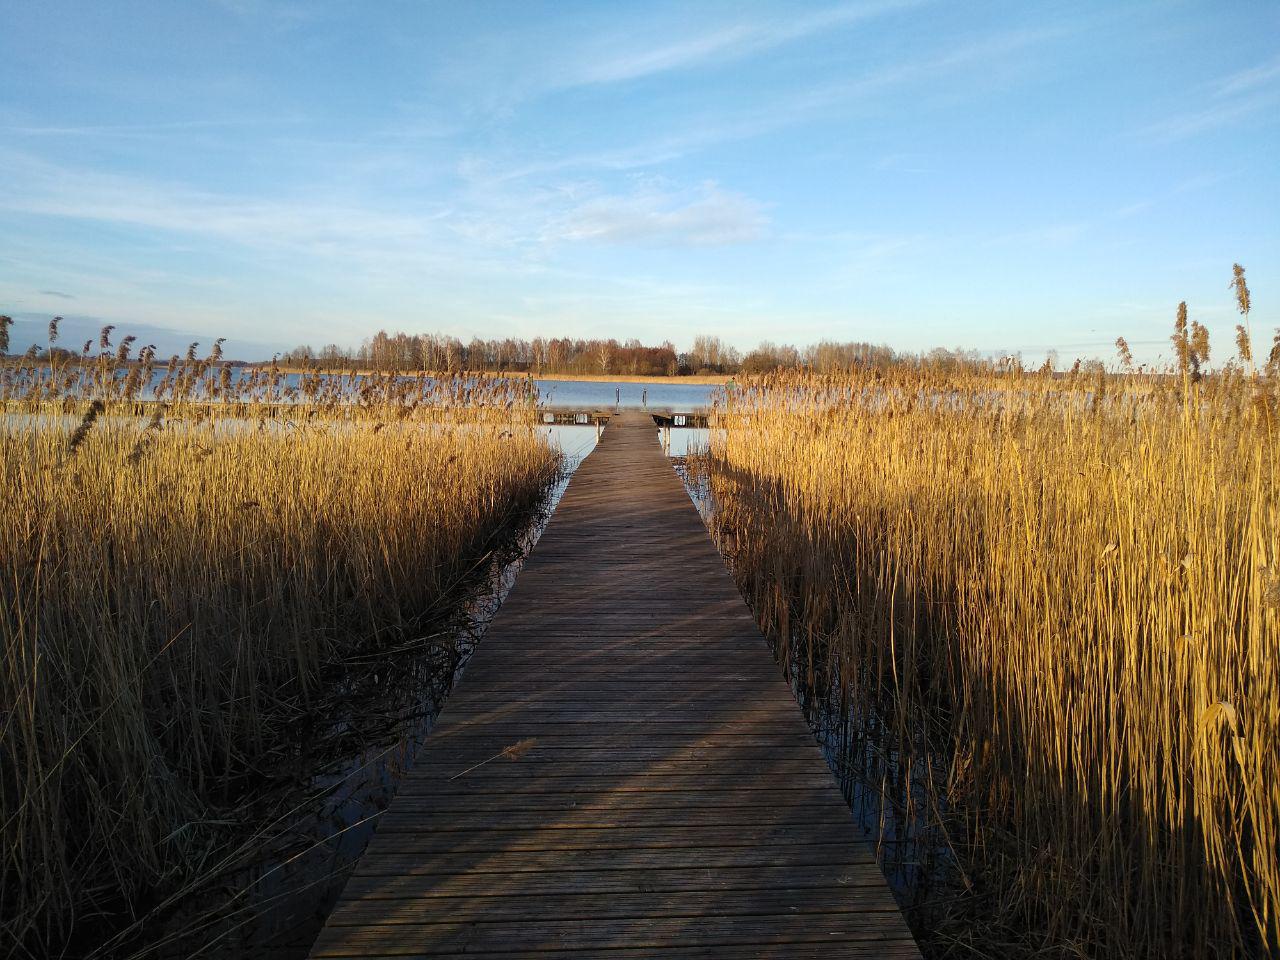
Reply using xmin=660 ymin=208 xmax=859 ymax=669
xmin=704 ymin=307 xmax=1278 ymax=956
xmin=0 ymin=335 xmax=560 ymax=954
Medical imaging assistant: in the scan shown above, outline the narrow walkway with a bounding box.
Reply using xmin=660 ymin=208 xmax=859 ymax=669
xmin=310 ymin=411 xmax=920 ymax=959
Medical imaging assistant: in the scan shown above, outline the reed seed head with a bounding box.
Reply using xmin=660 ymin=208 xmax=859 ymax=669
xmin=1115 ymin=337 xmax=1133 ymax=371
xmin=1231 ymin=263 xmax=1251 ymax=318
xmin=1235 ymin=325 xmax=1252 ymax=365
xmin=66 ymin=399 xmax=104 ymax=455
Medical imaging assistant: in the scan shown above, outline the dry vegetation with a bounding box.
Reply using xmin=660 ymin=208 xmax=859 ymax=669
xmin=0 ymin=327 xmax=561 ymax=956
xmin=702 ymin=291 xmax=1278 ymax=956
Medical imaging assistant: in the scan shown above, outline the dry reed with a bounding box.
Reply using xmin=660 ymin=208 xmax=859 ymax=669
xmin=703 ymin=319 xmax=1279 ymax=956
xmin=0 ymin=341 xmax=560 ymax=956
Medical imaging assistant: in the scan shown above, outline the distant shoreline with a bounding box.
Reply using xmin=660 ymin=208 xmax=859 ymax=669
xmin=262 ymin=366 xmax=731 ymax=385
xmin=2 ymin=358 xmax=731 ymax=385
xmin=500 ymin=371 xmax=729 ymax=385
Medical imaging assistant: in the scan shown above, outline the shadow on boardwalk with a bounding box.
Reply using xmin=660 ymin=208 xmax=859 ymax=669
xmin=307 ymin=411 xmax=920 ymax=959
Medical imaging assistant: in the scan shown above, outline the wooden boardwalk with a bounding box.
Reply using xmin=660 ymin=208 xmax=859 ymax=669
xmin=310 ymin=411 xmax=919 ymax=959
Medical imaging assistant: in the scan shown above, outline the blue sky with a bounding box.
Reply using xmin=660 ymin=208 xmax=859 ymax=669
xmin=1 ymin=0 xmax=1277 ymax=362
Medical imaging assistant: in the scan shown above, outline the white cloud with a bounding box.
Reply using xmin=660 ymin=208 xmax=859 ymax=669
xmin=554 ymin=182 xmax=767 ymax=246
xmin=1140 ymin=54 xmax=1280 ymax=142
xmin=2 ymin=118 xmax=307 ymax=138
xmin=1212 ymin=55 xmax=1280 ymax=98
xmin=1139 ymin=91 xmax=1280 ymax=142
xmin=459 ymin=26 xmax=1062 ymax=189
xmin=0 ymin=150 xmax=436 ymax=258
xmin=574 ymin=0 xmax=925 ymax=87
xmin=0 ymin=147 xmax=767 ymax=273
xmin=435 ymin=0 xmax=929 ymax=114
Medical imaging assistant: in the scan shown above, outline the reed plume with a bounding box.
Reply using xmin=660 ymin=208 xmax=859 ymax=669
xmin=115 ymin=334 xmax=137 ymax=363
xmin=1172 ymin=300 xmax=1190 ymax=375
xmin=1232 ymin=263 xmax=1252 ymax=322
xmin=1114 ymin=336 xmax=1133 ymax=371
xmin=703 ymin=283 xmax=1279 ymax=956
xmin=66 ymin=399 xmax=104 ymax=454
xmin=1236 ymin=324 xmax=1253 ymax=366
xmin=0 ymin=349 xmax=560 ymax=956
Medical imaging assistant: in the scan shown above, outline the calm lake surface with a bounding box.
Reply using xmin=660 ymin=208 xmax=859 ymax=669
xmin=6 ymin=368 xmax=720 ymax=411
xmin=542 ymin=423 xmax=708 ymax=465
xmin=534 ymin=378 xmax=717 ymax=410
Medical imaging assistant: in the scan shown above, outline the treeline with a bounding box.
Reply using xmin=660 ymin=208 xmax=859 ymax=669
xmin=280 ymin=330 xmax=915 ymax=375
xmin=0 ymin=315 xmax=1011 ymax=378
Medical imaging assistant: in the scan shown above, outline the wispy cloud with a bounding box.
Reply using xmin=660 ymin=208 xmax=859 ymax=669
xmin=573 ymin=0 xmax=926 ymax=87
xmin=982 ymin=221 xmax=1088 ymax=248
xmin=1111 ymin=170 xmax=1231 ymax=220
xmin=438 ymin=0 xmax=929 ymax=113
xmin=554 ymin=181 xmax=767 ymax=246
xmin=872 ymin=152 xmax=931 ymax=174
xmin=0 ymin=151 xmax=435 ymax=258
xmin=463 ymin=25 xmax=1063 ymax=186
xmin=0 ymin=147 xmax=767 ymax=280
xmin=4 ymin=118 xmax=309 ymax=138
xmin=791 ymin=25 xmax=1066 ymax=113
xmin=1212 ymin=54 xmax=1280 ymax=98
xmin=1139 ymin=90 xmax=1280 ymax=142
xmin=458 ymin=116 xmax=778 ymax=187
xmin=38 ymin=289 xmax=75 ymax=299
xmin=1140 ymin=54 xmax=1280 ymax=142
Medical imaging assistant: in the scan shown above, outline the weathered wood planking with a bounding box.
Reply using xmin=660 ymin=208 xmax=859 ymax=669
xmin=310 ymin=410 xmax=919 ymax=959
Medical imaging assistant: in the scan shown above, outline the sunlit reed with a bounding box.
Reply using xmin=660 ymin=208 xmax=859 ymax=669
xmin=0 ymin=335 xmax=560 ymax=955
xmin=703 ymin=318 xmax=1278 ymax=956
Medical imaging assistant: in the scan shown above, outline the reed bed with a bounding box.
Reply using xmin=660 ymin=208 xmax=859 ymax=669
xmin=0 ymin=329 xmax=538 ymax=423
xmin=0 ymin=332 xmax=561 ymax=956
xmin=702 ymin=359 xmax=1279 ymax=956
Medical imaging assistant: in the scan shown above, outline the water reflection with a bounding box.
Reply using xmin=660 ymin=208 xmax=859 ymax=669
xmin=542 ymin=423 xmax=707 ymax=463
xmin=534 ymin=378 xmax=716 ymax=410
xmin=539 ymin=425 xmax=598 ymax=469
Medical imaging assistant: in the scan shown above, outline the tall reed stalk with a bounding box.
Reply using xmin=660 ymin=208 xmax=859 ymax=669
xmin=0 ymin=338 xmax=560 ymax=956
xmin=704 ymin=347 xmax=1278 ymax=956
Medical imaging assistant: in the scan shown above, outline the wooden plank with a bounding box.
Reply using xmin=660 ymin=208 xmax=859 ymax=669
xmin=376 ymin=806 xmax=854 ymax=829
xmin=311 ymin=914 xmax=914 ymax=955
xmin=314 ymin=943 xmax=921 ymax=960
xmin=337 ymin=865 xmax=900 ymax=899
xmin=382 ymin=788 xmax=850 ymax=813
xmin=345 ymin=846 xmax=873 ymax=876
xmin=397 ymin=746 xmax=825 ymax=762
xmin=309 ymin=410 xmax=917 ymax=957
xmin=326 ymin=888 xmax=897 ymax=922
xmin=351 ymin=827 xmax=865 ymax=855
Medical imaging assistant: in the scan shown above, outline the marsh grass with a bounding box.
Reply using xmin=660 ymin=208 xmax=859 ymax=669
xmin=702 ymin=337 xmax=1279 ymax=955
xmin=1 ymin=327 xmax=539 ymax=422
xmin=0 ymin=335 xmax=560 ymax=957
